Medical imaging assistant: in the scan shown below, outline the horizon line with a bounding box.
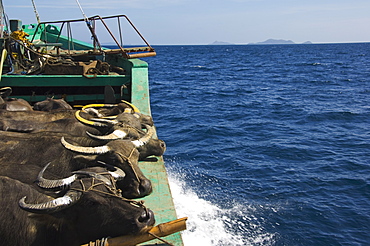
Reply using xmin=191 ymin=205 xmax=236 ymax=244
xmin=102 ymin=41 xmax=370 ymax=46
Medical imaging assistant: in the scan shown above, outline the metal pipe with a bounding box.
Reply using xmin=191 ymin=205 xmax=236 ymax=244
xmin=31 ymin=0 xmax=40 ymax=23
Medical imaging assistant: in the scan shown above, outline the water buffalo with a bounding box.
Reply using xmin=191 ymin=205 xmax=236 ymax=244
xmin=0 ymin=109 xmax=77 ymax=124
xmin=82 ymin=101 xmax=154 ymax=126
xmin=85 ymin=123 xmax=166 ymax=161
xmin=0 ymin=87 xmax=33 ymax=111
xmin=0 ymin=131 xmax=152 ymax=198
xmin=0 ymin=167 xmax=155 ymax=245
xmin=0 ymin=98 xmax=33 ymax=111
xmin=0 ymin=109 xmax=131 ymax=136
xmin=76 ymin=110 xmax=166 ymax=159
xmin=0 ymin=110 xmax=166 ymax=160
xmin=33 ymin=98 xmax=73 ymax=111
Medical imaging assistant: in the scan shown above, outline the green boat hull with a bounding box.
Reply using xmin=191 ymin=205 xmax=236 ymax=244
xmin=131 ymin=59 xmax=184 ymax=245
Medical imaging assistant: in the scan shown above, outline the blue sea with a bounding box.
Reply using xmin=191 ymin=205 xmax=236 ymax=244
xmin=143 ymin=43 xmax=370 ymax=246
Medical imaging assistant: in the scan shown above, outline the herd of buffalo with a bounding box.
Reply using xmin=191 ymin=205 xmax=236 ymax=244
xmin=0 ymin=87 xmax=166 ymax=245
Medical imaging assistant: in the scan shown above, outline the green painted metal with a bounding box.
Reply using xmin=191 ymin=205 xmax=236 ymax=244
xmin=129 ymin=59 xmax=151 ymax=116
xmin=0 ymin=74 xmax=131 ymax=103
xmin=129 ymin=58 xmax=184 ymax=246
xmin=140 ymin=157 xmax=184 ymax=245
xmin=1 ymin=74 xmax=130 ymax=86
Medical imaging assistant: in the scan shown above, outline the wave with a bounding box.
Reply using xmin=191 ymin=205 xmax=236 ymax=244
xmin=168 ymin=171 xmax=277 ymax=246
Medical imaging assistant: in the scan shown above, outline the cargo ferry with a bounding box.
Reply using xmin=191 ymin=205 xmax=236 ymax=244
xmin=0 ymin=1 xmax=186 ymax=245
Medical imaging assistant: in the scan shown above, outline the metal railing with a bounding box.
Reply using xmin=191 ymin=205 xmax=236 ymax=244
xmin=29 ymin=14 xmax=156 ymax=59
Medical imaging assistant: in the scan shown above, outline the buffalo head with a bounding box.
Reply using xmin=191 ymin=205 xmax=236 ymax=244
xmin=61 ymin=137 xmax=153 ymax=198
xmin=33 ymin=98 xmax=73 ymax=111
xmin=17 ymin=165 xmax=155 ymax=244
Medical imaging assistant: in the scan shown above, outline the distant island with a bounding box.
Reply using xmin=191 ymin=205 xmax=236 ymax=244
xmin=209 ymin=41 xmax=235 ymax=45
xmin=249 ymin=39 xmax=313 ymax=45
xmin=208 ymin=39 xmax=313 ymax=45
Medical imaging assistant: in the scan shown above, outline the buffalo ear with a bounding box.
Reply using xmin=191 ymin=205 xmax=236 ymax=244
xmin=73 ymin=154 xmax=98 ymax=164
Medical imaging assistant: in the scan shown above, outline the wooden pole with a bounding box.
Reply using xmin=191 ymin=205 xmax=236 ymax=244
xmin=82 ymin=217 xmax=187 ymax=246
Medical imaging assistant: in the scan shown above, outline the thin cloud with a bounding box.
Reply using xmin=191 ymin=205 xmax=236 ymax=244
xmin=281 ymin=3 xmax=367 ymax=15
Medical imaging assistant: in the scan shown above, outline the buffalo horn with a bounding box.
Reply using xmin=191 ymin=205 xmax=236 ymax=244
xmin=61 ymin=137 xmax=110 ymax=154
xmin=89 ymin=118 xmax=119 ymax=125
xmin=85 ymin=129 xmax=128 ymax=140
xmin=97 ymin=161 xmax=126 ymax=180
xmin=72 ymin=171 xmax=112 ymax=185
xmin=82 ymin=103 xmax=117 ymax=111
xmin=121 ymin=100 xmax=141 ymax=113
xmin=74 ymin=110 xmax=108 ymax=127
xmin=84 ymin=107 xmax=105 ymax=118
xmin=36 ymin=162 xmax=77 ymax=189
xmin=131 ymin=124 xmax=154 ymax=147
xmin=19 ymin=190 xmax=82 ymax=214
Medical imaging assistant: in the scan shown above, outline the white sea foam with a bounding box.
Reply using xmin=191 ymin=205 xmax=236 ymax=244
xmin=168 ymin=172 xmax=276 ymax=246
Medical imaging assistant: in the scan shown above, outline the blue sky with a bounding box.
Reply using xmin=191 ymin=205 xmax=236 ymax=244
xmin=3 ymin=0 xmax=370 ymax=45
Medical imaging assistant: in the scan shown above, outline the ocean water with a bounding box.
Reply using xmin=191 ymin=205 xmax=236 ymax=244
xmin=144 ymin=43 xmax=370 ymax=246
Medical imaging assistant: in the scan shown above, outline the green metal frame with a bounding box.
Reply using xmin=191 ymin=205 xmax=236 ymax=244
xmin=22 ymin=23 xmax=96 ymax=51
